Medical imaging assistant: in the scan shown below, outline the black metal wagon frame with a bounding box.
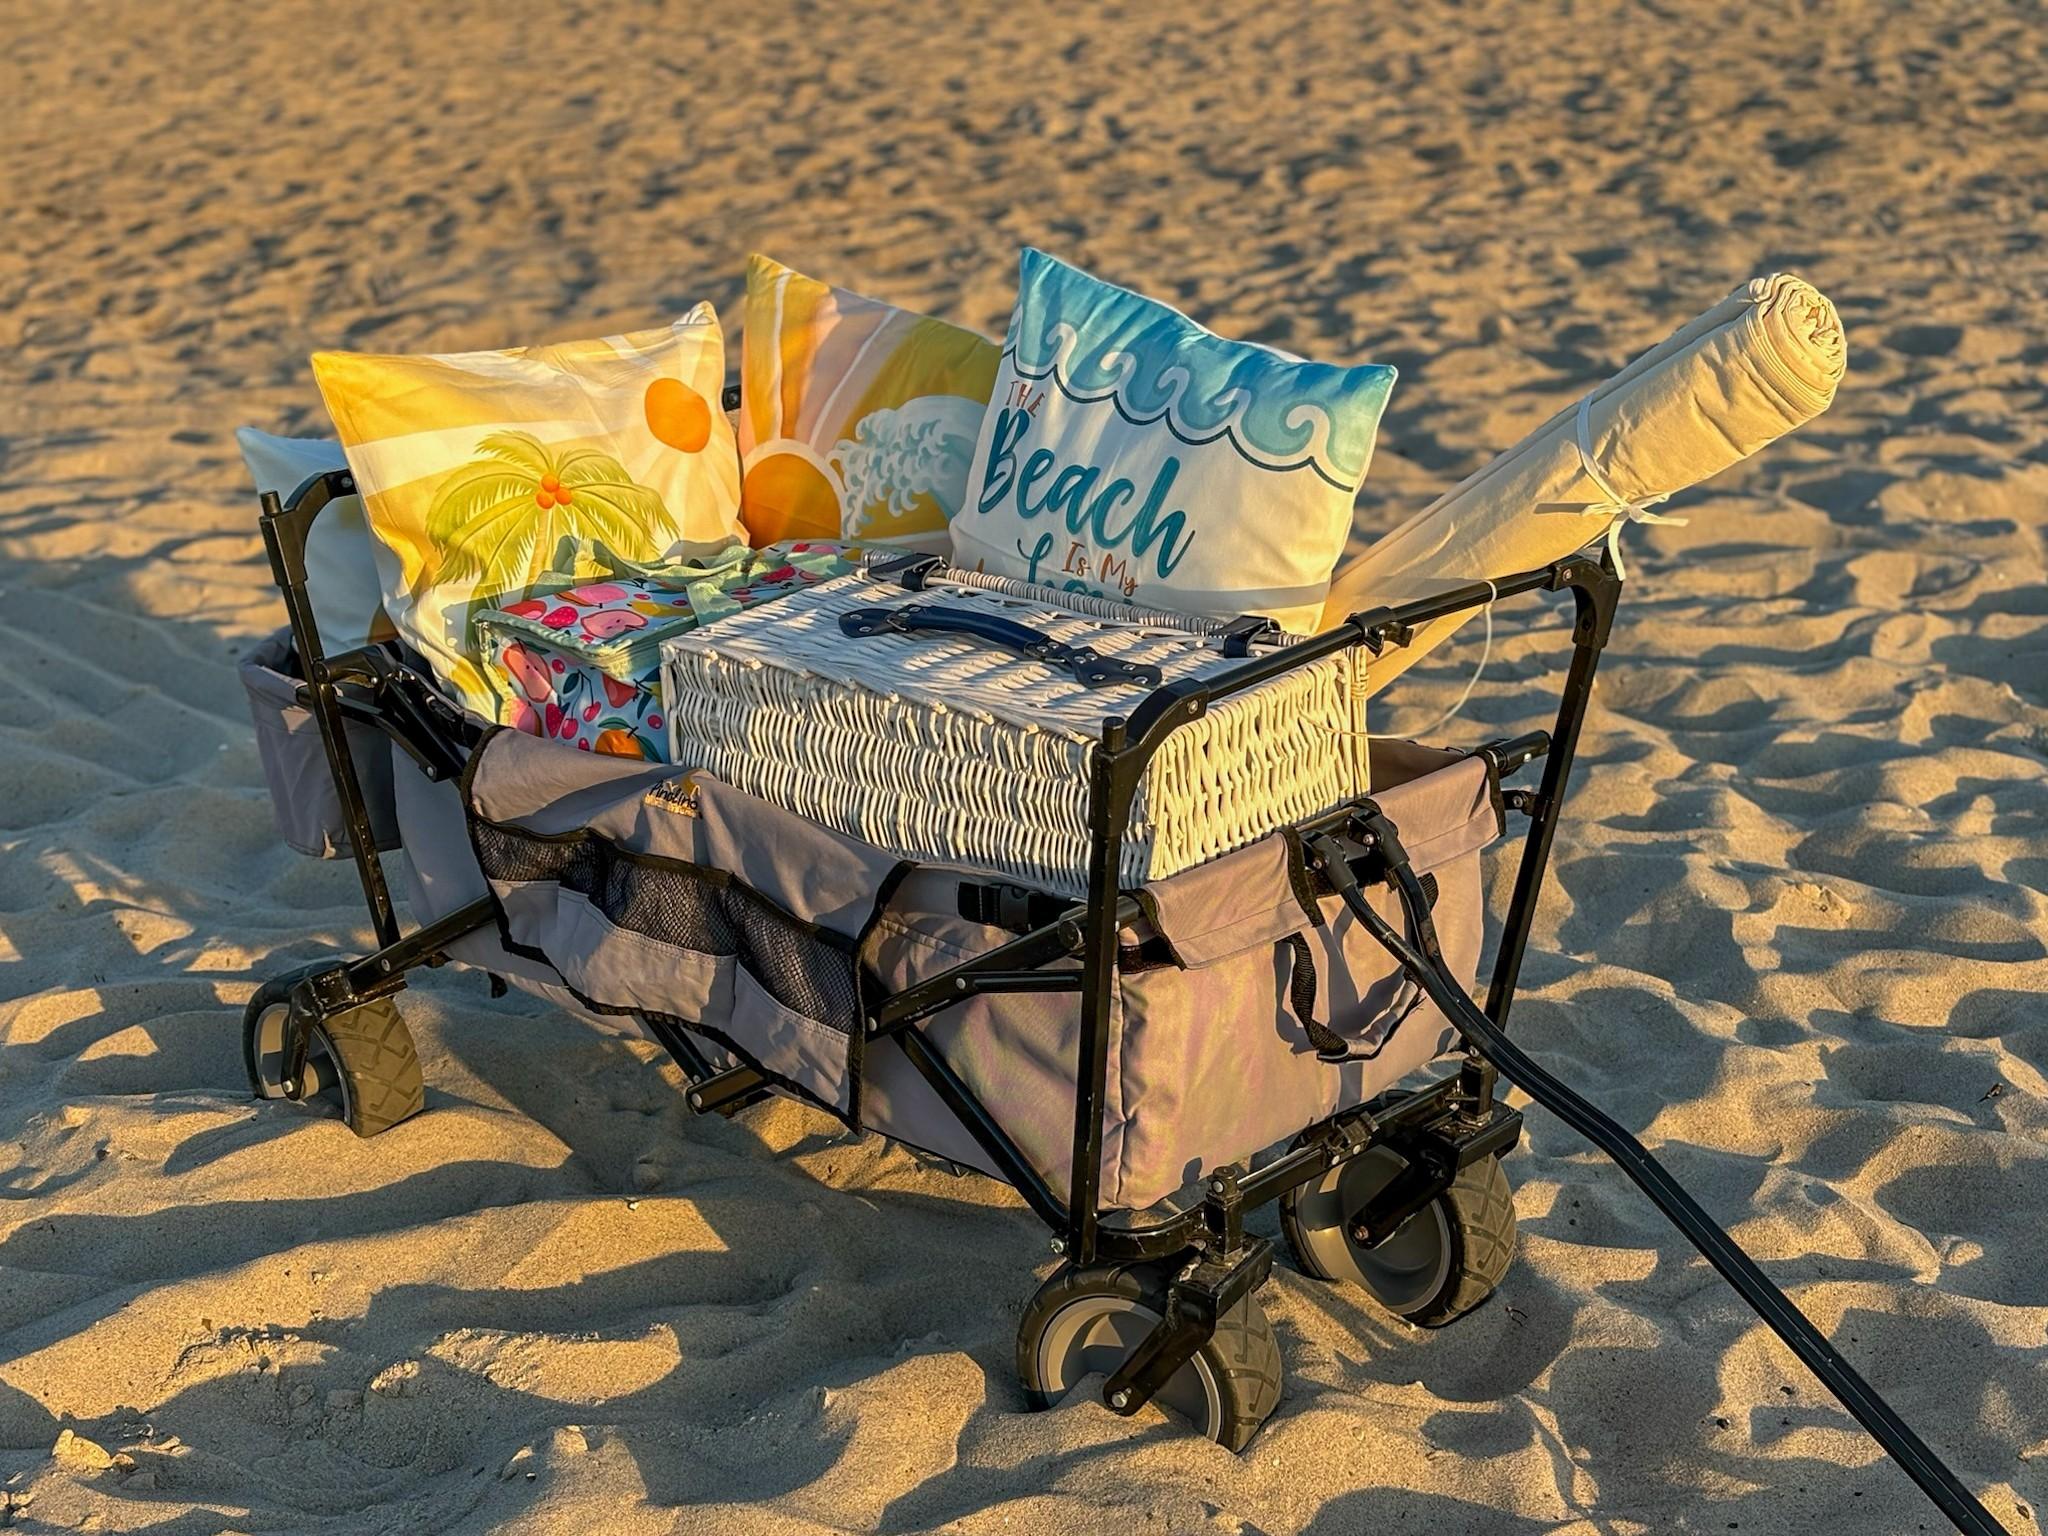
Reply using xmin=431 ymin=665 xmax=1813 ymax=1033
xmin=244 ymin=464 xmax=2008 ymax=1536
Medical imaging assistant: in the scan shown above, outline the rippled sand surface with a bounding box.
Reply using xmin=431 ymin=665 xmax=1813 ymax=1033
xmin=3 ymin=1 xmax=2044 ymax=1530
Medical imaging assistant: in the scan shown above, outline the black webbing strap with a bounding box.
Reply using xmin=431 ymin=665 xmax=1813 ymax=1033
xmin=1286 ymin=865 xmax=1438 ymax=1064
xmin=1282 ymin=934 xmax=1353 ymax=1061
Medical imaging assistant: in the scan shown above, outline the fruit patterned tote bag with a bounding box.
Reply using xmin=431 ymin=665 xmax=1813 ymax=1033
xmin=311 ymin=305 xmax=744 ymax=712
xmin=951 ymin=249 xmax=1397 ymax=634
xmin=738 ymin=255 xmax=999 ymax=553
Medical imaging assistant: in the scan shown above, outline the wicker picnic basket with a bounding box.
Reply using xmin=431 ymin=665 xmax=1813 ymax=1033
xmin=658 ymin=563 xmax=1371 ymax=896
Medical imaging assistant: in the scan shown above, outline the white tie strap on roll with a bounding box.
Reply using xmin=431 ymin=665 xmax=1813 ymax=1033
xmin=1571 ymin=393 xmax=1687 ymax=582
xmin=1320 ymin=273 xmax=1846 ymax=696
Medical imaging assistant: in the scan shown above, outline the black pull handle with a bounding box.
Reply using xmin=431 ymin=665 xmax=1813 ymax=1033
xmin=837 ymin=604 xmax=1164 ymax=690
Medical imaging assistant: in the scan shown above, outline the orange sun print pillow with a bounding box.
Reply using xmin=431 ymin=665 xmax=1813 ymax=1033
xmin=738 ymin=255 xmax=999 ymax=552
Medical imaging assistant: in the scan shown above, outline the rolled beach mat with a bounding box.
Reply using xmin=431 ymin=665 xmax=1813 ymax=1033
xmin=1321 ymin=273 xmax=1846 ymax=695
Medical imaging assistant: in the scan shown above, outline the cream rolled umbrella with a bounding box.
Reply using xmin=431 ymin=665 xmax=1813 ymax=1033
xmin=1322 ymin=274 xmax=1847 ymax=697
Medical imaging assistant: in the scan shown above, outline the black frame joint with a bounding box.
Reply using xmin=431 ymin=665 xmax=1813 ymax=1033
xmin=1200 ymin=1162 xmax=1247 ymax=1254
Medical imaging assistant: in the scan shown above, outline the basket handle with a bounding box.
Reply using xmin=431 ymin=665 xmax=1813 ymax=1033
xmin=837 ymin=603 xmax=1164 ymax=690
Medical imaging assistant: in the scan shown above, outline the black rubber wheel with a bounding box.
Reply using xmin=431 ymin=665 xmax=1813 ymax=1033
xmin=1016 ymin=1261 xmax=1283 ymax=1451
xmin=242 ymin=971 xmax=425 ymax=1138
xmin=1281 ymin=1144 xmax=1516 ymax=1327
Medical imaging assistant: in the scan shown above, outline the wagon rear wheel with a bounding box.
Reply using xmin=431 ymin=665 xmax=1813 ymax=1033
xmin=242 ymin=972 xmax=425 ymax=1138
xmin=1281 ymin=1143 xmax=1516 ymax=1327
xmin=1016 ymin=1261 xmax=1282 ymax=1451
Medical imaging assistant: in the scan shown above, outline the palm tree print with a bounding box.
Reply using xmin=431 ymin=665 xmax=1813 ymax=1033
xmin=426 ymin=430 xmax=669 ymax=598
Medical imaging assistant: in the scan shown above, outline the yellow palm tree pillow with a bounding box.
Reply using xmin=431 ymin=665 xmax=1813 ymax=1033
xmin=739 ymin=255 xmax=999 ymax=551
xmin=311 ymin=306 xmax=743 ymax=713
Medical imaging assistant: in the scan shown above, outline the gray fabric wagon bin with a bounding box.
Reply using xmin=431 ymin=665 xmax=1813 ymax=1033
xmin=239 ymin=626 xmax=400 ymax=859
xmin=460 ymin=726 xmax=1496 ymax=1212
xmin=863 ymin=738 xmax=1497 ymax=1210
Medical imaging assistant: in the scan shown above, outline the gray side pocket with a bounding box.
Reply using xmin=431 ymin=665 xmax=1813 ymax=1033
xmin=464 ymin=789 xmax=868 ymax=1124
xmin=730 ymin=969 xmax=860 ymax=1118
xmin=239 ymin=627 xmax=400 ymax=859
xmin=492 ymin=877 xmax=733 ymax=1023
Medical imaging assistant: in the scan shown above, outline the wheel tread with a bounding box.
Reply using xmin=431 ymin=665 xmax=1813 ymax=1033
xmin=1281 ymin=1137 xmax=1518 ymax=1329
xmin=321 ymin=997 xmax=426 ymax=1136
xmin=1410 ymin=1154 xmax=1517 ymax=1328
xmin=1207 ymin=1291 xmax=1283 ymax=1451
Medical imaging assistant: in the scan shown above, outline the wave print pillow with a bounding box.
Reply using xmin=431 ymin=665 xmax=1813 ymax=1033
xmin=951 ymin=249 xmax=1396 ymax=633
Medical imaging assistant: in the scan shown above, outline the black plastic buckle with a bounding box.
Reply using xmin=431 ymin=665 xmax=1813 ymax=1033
xmin=1217 ymin=614 xmax=1281 ymax=658
xmin=866 ymin=553 xmax=947 ymax=590
xmin=957 ymin=880 xmax=1044 ymax=933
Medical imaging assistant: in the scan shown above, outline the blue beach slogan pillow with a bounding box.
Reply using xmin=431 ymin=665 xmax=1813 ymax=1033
xmin=951 ymin=249 xmax=1397 ymax=632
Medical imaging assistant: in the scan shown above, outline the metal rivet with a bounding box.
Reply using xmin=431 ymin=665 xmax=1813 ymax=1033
xmin=953 ymin=977 xmax=968 ymax=992
xmin=1049 ymin=1238 xmax=1066 ymax=1255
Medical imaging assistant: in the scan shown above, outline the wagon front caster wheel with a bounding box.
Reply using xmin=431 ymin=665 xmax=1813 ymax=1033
xmin=1016 ymin=1261 xmax=1283 ymax=1451
xmin=243 ymin=970 xmax=425 ymax=1138
xmin=1281 ymin=1144 xmax=1516 ymax=1327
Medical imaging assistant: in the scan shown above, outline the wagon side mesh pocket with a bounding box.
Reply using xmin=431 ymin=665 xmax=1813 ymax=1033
xmin=726 ymin=882 xmax=862 ymax=1026
xmin=467 ymin=814 xmax=865 ymax=1119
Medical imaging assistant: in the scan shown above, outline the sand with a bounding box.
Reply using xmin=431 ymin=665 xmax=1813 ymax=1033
xmin=2 ymin=0 xmax=2044 ymax=1530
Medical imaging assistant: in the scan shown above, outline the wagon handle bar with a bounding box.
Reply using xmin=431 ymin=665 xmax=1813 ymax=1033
xmin=1305 ymin=830 xmax=2011 ymax=1536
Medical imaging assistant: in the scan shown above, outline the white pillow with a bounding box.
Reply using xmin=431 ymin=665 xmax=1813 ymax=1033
xmin=235 ymin=429 xmax=395 ymax=656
